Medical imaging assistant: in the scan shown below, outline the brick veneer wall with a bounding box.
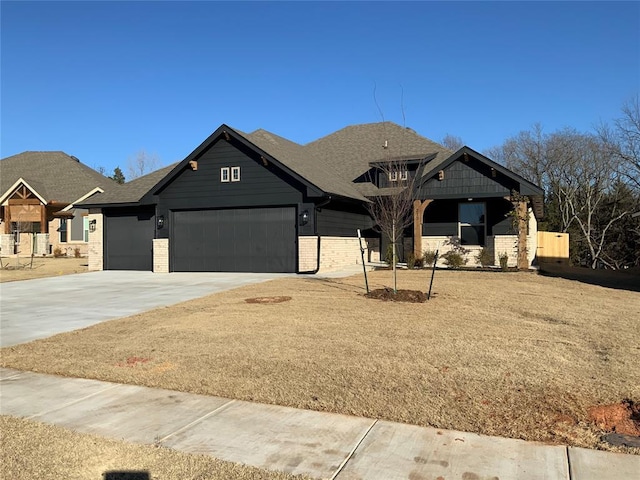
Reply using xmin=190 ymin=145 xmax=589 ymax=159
xmin=298 ymin=236 xmax=378 ymax=273
xmin=153 ymin=239 xmax=169 ymax=273
xmin=87 ymin=210 xmax=103 ymax=271
xmin=422 ymin=207 xmax=538 ymax=268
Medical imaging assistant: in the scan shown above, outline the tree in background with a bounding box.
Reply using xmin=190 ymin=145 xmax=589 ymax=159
xmin=110 ymin=167 xmax=125 ymax=184
xmin=598 ymin=95 xmax=640 ymax=191
xmin=492 ymin=125 xmax=638 ymax=268
xmin=127 ymin=150 xmax=159 ymax=179
xmin=441 ymin=134 xmax=464 ymax=151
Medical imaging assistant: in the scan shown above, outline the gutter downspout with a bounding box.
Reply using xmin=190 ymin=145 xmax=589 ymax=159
xmin=298 ymin=195 xmax=332 ymax=275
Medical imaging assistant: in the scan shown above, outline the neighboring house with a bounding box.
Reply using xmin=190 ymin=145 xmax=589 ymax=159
xmin=80 ymin=122 xmax=544 ymax=273
xmin=0 ymin=151 xmax=115 ymax=257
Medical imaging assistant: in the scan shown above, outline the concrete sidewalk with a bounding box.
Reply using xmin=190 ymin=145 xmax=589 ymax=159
xmin=1 ymin=368 xmax=638 ymax=479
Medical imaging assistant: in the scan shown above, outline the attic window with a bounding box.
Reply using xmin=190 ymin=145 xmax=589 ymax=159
xmin=221 ymin=167 xmax=230 ymax=182
xmin=388 ymin=170 xmax=408 ymax=182
xmin=231 ymin=166 xmax=240 ymax=182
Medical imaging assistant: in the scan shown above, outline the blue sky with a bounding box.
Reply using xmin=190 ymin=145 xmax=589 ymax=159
xmin=2 ymin=1 xmax=638 ymax=175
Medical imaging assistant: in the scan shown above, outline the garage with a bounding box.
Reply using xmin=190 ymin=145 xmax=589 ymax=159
xmin=104 ymin=207 xmax=155 ymax=270
xmin=171 ymin=207 xmax=296 ymax=273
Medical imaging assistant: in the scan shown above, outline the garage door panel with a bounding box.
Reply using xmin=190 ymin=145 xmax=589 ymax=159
xmin=105 ymin=210 xmax=155 ymax=271
xmin=172 ymin=207 xmax=295 ymax=273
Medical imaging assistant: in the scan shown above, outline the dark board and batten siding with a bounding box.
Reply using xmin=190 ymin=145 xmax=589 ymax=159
xmin=156 ymin=140 xmax=305 ymax=219
xmin=316 ymin=207 xmax=374 ymax=237
xmin=420 ymin=160 xmax=517 ymax=199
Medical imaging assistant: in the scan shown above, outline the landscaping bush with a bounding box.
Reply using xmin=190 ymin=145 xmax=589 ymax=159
xmin=406 ymin=252 xmax=416 ymax=269
xmin=475 ymin=248 xmax=493 ymax=267
xmin=442 ymin=251 xmax=468 ymax=269
xmin=423 ymin=249 xmax=437 ymax=266
xmin=53 ymin=247 xmax=64 ymax=258
xmin=499 ymin=252 xmax=510 ymax=271
xmin=74 ymin=247 xmax=81 ymax=258
xmin=384 ymin=244 xmax=398 ymax=266
xmin=414 ymin=256 xmax=424 ymax=268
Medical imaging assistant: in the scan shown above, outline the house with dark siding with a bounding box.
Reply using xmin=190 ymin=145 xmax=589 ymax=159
xmin=80 ymin=122 xmax=544 ymax=273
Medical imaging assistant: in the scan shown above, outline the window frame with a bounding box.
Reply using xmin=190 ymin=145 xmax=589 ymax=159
xmin=220 ymin=167 xmax=230 ymax=182
xmin=59 ymin=218 xmax=68 ymax=243
xmin=458 ymin=202 xmax=486 ymax=247
xmin=231 ymin=166 xmax=241 ymax=182
xmin=83 ymin=216 xmax=90 ymax=242
xmin=399 ymin=170 xmax=408 ymax=181
xmin=388 ymin=171 xmax=398 ymax=182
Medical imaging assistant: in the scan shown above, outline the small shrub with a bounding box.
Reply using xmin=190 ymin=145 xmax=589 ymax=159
xmin=406 ymin=252 xmax=416 ymax=269
xmin=423 ymin=249 xmax=437 ymax=266
xmin=53 ymin=247 xmax=64 ymax=258
xmin=414 ymin=256 xmax=424 ymax=268
xmin=384 ymin=244 xmax=398 ymax=266
xmin=475 ymin=248 xmax=493 ymax=267
xmin=442 ymin=251 xmax=468 ymax=269
xmin=74 ymin=247 xmax=81 ymax=258
xmin=499 ymin=252 xmax=510 ymax=271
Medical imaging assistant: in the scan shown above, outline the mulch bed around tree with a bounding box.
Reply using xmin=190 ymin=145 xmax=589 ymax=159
xmin=366 ymin=288 xmax=427 ymax=303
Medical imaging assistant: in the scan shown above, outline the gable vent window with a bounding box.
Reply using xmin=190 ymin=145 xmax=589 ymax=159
xmin=231 ymin=166 xmax=241 ymax=182
xmin=221 ymin=167 xmax=230 ymax=182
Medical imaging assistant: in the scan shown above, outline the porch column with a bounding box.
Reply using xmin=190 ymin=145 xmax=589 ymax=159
xmin=3 ymin=205 xmax=10 ymax=233
xmin=413 ymin=199 xmax=432 ymax=259
xmin=40 ymin=205 xmax=48 ymax=233
xmin=513 ymin=199 xmax=529 ymax=270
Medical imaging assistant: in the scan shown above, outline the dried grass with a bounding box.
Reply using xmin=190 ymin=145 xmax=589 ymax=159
xmin=0 ymin=257 xmax=87 ymax=282
xmin=2 ymin=270 xmax=639 ymax=453
xmin=0 ymin=416 xmax=306 ymax=480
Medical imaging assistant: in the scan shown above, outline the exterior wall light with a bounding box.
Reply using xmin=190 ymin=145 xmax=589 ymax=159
xmin=299 ymin=210 xmax=309 ymax=226
xmin=157 ymin=215 xmax=165 ymax=229
xmin=89 ymin=219 xmax=97 ymax=232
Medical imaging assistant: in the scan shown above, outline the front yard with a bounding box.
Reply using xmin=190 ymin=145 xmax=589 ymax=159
xmin=0 ymin=257 xmax=87 ymax=282
xmin=2 ymin=269 xmax=638 ymax=453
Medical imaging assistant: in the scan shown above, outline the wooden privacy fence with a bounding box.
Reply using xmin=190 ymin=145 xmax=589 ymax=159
xmin=536 ymin=231 xmax=569 ymax=265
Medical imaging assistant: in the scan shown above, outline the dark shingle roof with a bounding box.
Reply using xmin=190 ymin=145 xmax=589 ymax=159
xmin=0 ymin=151 xmax=116 ymax=203
xmin=305 ymin=122 xmax=453 ymax=182
xmin=241 ymin=129 xmax=369 ymax=201
xmin=79 ymin=122 xmax=454 ymax=206
xmin=79 ymin=163 xmax=178 ymax=206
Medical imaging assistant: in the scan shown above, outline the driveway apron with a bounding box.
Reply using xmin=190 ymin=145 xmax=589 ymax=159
xmin=0 ymin=271 xmax=284 ymax=347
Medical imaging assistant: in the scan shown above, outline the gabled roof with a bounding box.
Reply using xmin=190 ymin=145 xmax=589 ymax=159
xmin=0 ymin=151 xmax=115 ymax=205
xmin=74 ymin=122 xmax=544 ymax=212
xmin=420 ymin=146 xmax=544 ymax=196
xmin=305 ymin=122 xmax=453 ymax=182
xmin=80 ymin=163 xmax=178 ymax=206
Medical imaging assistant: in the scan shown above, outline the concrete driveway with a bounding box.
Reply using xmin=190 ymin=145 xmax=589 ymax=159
xmin=0 ymin=271 xmax=286 ymax=347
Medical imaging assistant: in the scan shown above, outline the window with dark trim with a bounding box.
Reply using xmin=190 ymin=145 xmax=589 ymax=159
xmin=459 ymin=202 xmax=485 ymax=246
xmin=59 ymin=218 xmax=68 ymax=243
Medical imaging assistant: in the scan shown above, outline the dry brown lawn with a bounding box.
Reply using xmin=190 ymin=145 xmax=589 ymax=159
xmin=0 ymin=416 xmax=307 ymax=480
xmin=0 ymin=257 xmax=87 ymax=282
xmin=2 ymin=270 xmax=639 ymax=453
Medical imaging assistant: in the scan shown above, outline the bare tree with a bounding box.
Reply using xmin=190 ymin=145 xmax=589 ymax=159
xmin=598 ymin=94 xmax=640 ymax=190
xmin=366 ymin=157 xmax=420 ymax=292
xmin=127 ymin=150 xmax=159 ymax=180
xmin=441 ymin=134 xmax=464 ymax=151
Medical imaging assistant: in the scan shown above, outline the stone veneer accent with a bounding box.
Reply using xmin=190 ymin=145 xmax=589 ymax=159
xmin=153 ymin=238 xmax=169 ymax=273
xmin=0 ymin=234 xmax=14 ymax=255
xmin=87 ymin=210 xmax=103 ymax=271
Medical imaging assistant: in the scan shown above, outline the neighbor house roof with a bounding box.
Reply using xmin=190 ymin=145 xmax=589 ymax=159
xmin=81 ymin=163 xmax=178 ymax=206
xmin=0 ymin=151 xmax=115 ymax=205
